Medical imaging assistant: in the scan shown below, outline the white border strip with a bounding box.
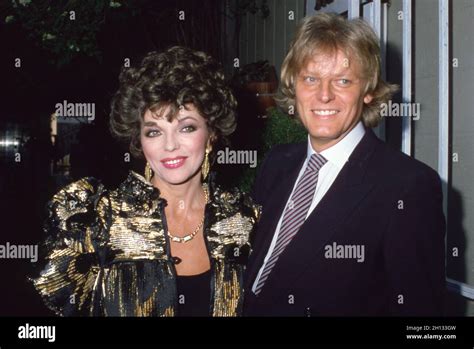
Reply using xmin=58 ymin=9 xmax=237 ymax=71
xmin=373 ymin=0 xmax=382 ymax=38
xmin=446 ymin=278 xmax=474 ymax=300
xmin=438 ymin=0 xmax=450 ymax=218
xmin=348 ymin=0 xmax=360 ymax=19
xmin=401 ymin=0 xmax=412 ymax=155
xmin=374 ymin=0 xmax=386 ymax=141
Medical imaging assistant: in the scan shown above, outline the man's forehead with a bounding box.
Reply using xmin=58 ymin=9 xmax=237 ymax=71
xmin=301 ymin=49 xmax=359 ymax=75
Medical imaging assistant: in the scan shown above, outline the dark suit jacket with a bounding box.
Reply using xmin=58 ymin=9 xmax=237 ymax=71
xmin=244 ymin=129 xmax=446 ymax=316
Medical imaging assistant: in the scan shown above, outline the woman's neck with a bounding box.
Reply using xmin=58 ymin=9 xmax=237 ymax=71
xmin=152 ymin=174 xmax=205 ymax=213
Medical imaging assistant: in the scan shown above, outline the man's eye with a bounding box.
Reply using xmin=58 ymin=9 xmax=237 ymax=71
xmin=338 ymin=78 xmax=351 ymax=85
xmin=146 ymin=130 xmax=161 ymax=137
xmin=181 ymin=125 xmax=196 ymax=133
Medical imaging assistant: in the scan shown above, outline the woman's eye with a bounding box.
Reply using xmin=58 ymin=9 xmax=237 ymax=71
xmin=145 ymin=130 xmax=161 ymax=137
xmin=181 ymin=125 xmax=196 ymax=133
xmin=304 ymin=76 xmax=316 ymax=83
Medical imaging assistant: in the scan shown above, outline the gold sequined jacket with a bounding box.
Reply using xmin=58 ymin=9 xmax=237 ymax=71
xmin=32 ymin=171 xmax=260 ymax=316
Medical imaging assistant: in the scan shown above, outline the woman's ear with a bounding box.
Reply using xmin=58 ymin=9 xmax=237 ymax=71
xmin=208 ymin=133 xmax=217 ymax=147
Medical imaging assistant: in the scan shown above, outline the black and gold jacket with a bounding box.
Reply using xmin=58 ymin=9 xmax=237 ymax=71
xmin=32 ymin=171 xmax=260 ymax=316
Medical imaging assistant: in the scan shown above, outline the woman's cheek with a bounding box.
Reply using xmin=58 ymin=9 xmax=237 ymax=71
xmin=142 ymin=136 xmax=163 ymax=161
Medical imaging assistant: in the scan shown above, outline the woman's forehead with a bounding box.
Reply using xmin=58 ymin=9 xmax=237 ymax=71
xmin=143 ymin=103 xmax=201 ymax=122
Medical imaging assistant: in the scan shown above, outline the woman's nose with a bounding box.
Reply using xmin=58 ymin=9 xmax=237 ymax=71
xmin=164 ymin=134 xmax=179 ymax=151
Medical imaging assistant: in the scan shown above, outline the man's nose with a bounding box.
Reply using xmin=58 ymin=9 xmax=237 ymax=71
xmin=316 ymin=81 xmax=335 ymax=103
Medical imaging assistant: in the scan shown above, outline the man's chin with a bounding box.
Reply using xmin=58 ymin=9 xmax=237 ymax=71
xmin=308 ymin=132 xmax=343 ymax=151
xmin=308 ymin=130 xmax=339 ymax=142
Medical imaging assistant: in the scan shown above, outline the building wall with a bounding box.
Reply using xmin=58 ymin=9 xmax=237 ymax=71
xmin=450 ymin=0 xmax=474 ymax=314
xmin=238 ymin=0 xmax=306 ymax=76
xmin=387 ymin=0 xmax=474 ymax=315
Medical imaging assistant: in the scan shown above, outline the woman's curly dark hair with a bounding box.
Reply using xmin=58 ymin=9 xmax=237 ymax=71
xmin=109 ymin=46 xmax=237 ymax=158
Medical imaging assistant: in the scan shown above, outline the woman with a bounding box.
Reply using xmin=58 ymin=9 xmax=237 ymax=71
xmin=32 ymin=46 xmax=260 ymax=316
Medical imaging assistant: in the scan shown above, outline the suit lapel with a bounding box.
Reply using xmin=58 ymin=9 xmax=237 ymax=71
xmin=259 ymin=129 xmax=380 ymax=297
xmin=245 ymin=144 xmax=306 ymax=291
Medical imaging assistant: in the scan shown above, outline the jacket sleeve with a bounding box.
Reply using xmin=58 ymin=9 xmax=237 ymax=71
xmin=31 ymin=177 xmax=111 ymax=316
xmin=384 ymin=168 xmax=446 ymax=316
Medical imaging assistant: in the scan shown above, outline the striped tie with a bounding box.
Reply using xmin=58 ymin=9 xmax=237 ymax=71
xmin=253 ymin=153 xmax=327 ymax=295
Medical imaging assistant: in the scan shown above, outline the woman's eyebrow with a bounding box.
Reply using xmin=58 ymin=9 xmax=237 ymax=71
xmin=177 ymin=116 xmax=197 ymax=122
xmin=143 ymin=121 xmax=157 ymax=127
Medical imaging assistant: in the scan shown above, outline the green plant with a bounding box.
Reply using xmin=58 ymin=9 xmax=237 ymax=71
xmin=237 ymin=107 xmax=307 ymax=192
xmin=3 ymin=0 xmax=124 ymax=67
xmin=261 ymin=107 xmax=307 ymax=153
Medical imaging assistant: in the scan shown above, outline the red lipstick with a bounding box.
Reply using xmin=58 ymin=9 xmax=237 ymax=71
xmin=160 ymin=156 xmax=187 ymax=169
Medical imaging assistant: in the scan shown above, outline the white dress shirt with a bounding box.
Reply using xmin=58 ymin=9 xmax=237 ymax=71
xmin=252 ymin=121 xmax=366 ymax=293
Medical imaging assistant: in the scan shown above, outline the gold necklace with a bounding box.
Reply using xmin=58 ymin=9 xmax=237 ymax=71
xmin=167 ymin=185 xmax=209 ymax=243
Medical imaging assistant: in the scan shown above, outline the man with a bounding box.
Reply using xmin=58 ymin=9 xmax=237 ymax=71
xmin=244 ymin=13 xmax=445 ymax=316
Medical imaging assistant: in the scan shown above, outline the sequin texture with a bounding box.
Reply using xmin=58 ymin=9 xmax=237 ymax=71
xmin=31 ymin=171 xmax=260 ymax=316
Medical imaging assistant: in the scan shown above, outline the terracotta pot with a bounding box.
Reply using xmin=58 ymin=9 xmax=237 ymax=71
xmin=244 ymin=78 xmax=278 ymax=117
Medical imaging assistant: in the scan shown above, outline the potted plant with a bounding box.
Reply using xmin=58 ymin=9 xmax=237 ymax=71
xmin=231 ymin=60 xmax=278 ymax=117
xmin=234 ymin=106 xmax=307 ymax=193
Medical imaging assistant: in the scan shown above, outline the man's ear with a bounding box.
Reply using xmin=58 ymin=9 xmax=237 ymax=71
xmin=363 ymin=94 xmax=373 ymax=104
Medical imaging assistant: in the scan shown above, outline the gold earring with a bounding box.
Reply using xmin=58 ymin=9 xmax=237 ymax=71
xmin=145 ymin=162 xmax=153 ymax=182
xmin=202 ymin=146 xmax=211 ymax=181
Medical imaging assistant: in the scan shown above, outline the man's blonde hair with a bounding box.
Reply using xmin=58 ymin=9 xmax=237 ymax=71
xmin=278 ymin=13 xmax=398 ymax=127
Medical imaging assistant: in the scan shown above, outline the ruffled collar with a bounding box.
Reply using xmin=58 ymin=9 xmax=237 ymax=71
xmin=115 ymin=170 xmax=257 ymax=261
xmin=117 ymin=170 xmax=211 ymax=210
xmin=117 ymin=170 xmax=253 ymax=220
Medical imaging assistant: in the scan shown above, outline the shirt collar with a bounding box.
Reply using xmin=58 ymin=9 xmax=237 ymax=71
xmin=306 ymin=121 xmax=366 ymax=169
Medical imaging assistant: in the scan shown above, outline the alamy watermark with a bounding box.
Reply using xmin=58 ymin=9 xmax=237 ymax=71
xmin=324 ymin=242 xmax=365 ymax=263
xmin=380 ymin=101 xmax=420 ymax=120
xmin=0 ymin=242 xmax=38 ymax=262
xmin=18 ymin=323 xmax=55 ymax=343
xmin=216 ymin=147 xmax=257 ymax=168
xmin=55 ymin=99 xmax=95 ymax=121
